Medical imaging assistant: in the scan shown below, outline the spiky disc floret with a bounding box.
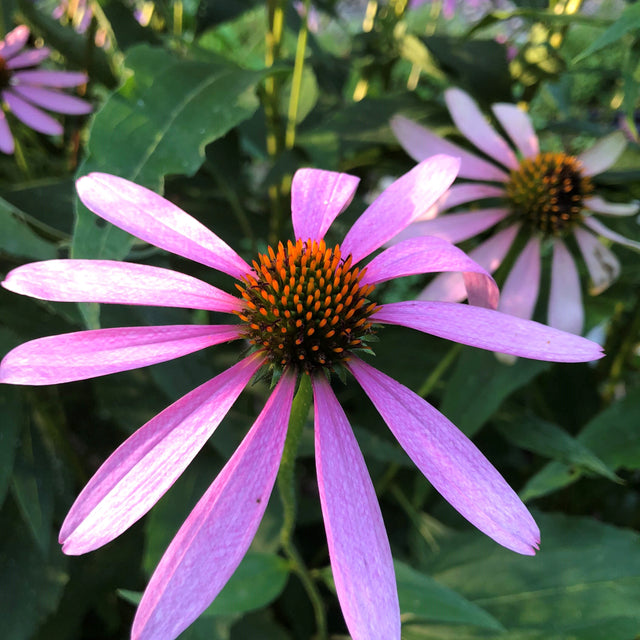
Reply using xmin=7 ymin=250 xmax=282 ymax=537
xmin=506 ymin=152 xmax=593 ymax=236
xmin=235 ymin=239 xmax=380 ymax=373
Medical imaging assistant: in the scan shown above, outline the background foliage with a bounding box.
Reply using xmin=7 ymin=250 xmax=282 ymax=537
xmin=1 ymin=0 xmax=640 ymax=638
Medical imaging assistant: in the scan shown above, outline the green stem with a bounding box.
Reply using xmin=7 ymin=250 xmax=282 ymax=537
xmin=417 ymin=342 xmax=462 ymax=398
xmin=277 ymin=374 xmax=327 ymax=640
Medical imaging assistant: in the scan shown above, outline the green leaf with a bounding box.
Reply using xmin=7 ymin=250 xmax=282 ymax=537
xmin=0 ymin=198 xmax=57 ymax=260
xmin=573 ymin=3 xmax=640 ymax=63
xmin=72 ymin=44 xmax=268 ymax=261
xmin=440 ymin=350 xmax=550 ymax=437
xmin=396 ymin=560 xmax=504 ymax=630
xmin=0 ymin=386 xmax=22 ymax=508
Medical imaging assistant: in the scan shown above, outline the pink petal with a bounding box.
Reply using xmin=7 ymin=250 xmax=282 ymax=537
xmin=313 ymin=375 xmax=400 ymax=640
xmin=548 ymin=239 xmax=583 ymax=334
xmin=132 ymin=372 xmax=296 ymax=640
xmin=3 ymin=260 xmax=242 ymax=313
xmin=573 ymin=227 xmax=620 ymax=294
xmin=373 ymin=300 xmax=603 ymax=362
xmin=491 ymin=103 xmax=539 ymax=159
xmin=348 ymin=358 xmax=540 ymax=555
xmin=60 ymin=354 xmax=264 ymax=554
xmin=390 ymin=115 xmax=509 ymax=182
xmin=0 ymin=26 xmax=30 ymax=60
xmin=6 ymin=48 xmax=51 ymax=69
xmin=498 ymin=236 xmax=541 ymax=321
xmin=429 ymin=183 xmax=506 ymax=216
xmin=75 ymin=174 xmax=252 ymax=280
xmin=583 ymin=216 xmax=640 ymax=252
xmin=419 ymin=224 xmax=519 ymax=303
xmin=577 ymin=131 xmax=627 ymax=177
xmin=0 ymin=110 xmax=14 ymax=154
xmin=11 ymin=85 xmax=92 ymax=115
xmin=361 ymin=236 xmax=498 ymax=309
xmin=584 ymin=196 xmax=639 ymax=217
xmin=3 ymin=91 xmax=63 ymax=135
xmin=13 ymin=69 xmax=88 ymax=87
xmin=445 ymin=88 xmax=519 ymax=171
xmin=291 ymin=169 xmax=360 ymax=242
xmin=341 ymin=156 xmax=460 ymax=265
xmin=390 ymin=208 xmax=509 ymax=246
xmin=0 ymin=325 xmax=242 ymax=385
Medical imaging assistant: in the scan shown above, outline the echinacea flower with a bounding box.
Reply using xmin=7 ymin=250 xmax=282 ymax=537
xmin=391 ymin=88 xmax=640 ymax=335
xmin=0 ymin=160 xmax=602 ymax=640
xmin=0 ymin=25 xmax=92 ymax=154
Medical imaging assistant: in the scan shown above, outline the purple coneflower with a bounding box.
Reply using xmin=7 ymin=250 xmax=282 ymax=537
xmin=1 ymin=160 xmax=602 ymax=640
xmin=0 ymin=25 xmax=92 ymax=154
xmin=391 ymin=88 xmax=640 ymax=334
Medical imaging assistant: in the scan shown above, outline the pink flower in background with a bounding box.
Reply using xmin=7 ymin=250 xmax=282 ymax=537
xmin=0 ymin=25 xmax=92 ymax=154
xmin=53 ymin=0 xmax=93 ymax=34
xmin=391 ymin=88 xmax=640 ymax=335
xmin=1 ymin=161 xmax=602 ymax=640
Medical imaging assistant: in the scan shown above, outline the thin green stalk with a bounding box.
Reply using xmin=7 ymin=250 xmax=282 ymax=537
xmin=277 ymin=374 xmax=327 ymax=640
xmin=417 ymin=342 xmax=462 ymax=398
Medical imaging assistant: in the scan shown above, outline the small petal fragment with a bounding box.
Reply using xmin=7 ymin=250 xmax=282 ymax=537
xmin=13 ymin=69 xmax=88 ymax=87
xmin=548 ymin=239 xmax=583 ymax=334
xmin=432 ymin=183 xmax=506 ymax=214
xmin=3 ymin=260 xmax=242 ymax=313
xmin=76 ymin=173 xmax=252 ymax=280
xmin=60 ymin=354 xmax=264 ymax=554
xmin=578 ymin=131 xmax=627 ymax=177
xmin=0 ymin=325 xmax=242 ymax=385
xmin=584 ymin=196 xmax=640 ymax=217
xmin=583 ymin=216 xmax=640 ymax=252
xmin=291 ymin=169 xmax=360 ymax=242
xmin=0 ymin=111 xmax=15 ymax=154
xmin=341 ymin=155 xmax=460 ymax=265
xmin=498 ymin=236 xmax=541 ymax=321
xmin=132 ymin=373 xmax=296 ymax=640
xmin=348 ymin=358 xmax=540 ymax=555
xmin=374 ymin=301 xmax=603 ymax=362
xmin=6 ymin=48 xmax=51 ymax=69
xmin=313 ymin=375 xmax=400 ymax=640
xmin=574 ymin=227 xmax=620 ymax=294
xmin=0 ymin=25 xmax=30 ymax=60
xmin=3 ymin=92 xmax=63 ymax=135
xmin=491 ymin=103 xmax=539 ymax=159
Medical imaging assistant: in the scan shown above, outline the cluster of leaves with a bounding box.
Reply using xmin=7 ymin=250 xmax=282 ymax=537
xmin=1 ymin=0 xmax=640 ymax=639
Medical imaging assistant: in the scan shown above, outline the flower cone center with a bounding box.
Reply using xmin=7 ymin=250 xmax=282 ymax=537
xmin=236 ymin=239 xmax=379 ymax=373
xmin=506 ymin=152 xmax=593 ymax=236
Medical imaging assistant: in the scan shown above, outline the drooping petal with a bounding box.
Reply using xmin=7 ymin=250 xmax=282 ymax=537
xmin=348 ymin=358 xmax=540 ymax=555
xmin=341 ymin=155 xmax=460 ymax=265
xmin=491 ymin=103 xmax=539 ymax=159
xmin=132 ymin=372 xmax=296 ymax=640
xmin=361 ymin=236 xmax=498 ymax=309
xmin=418 ymin=224 xmax=519 ymax=303
xmin=583 ymin=216 xmax=640 ymax=252
xmin=584 ymin=196 xmax=640 ymax=217
xmin=577 ymin=131 xmax=627 ymax=177
xmin=313 ymin=375 xmax=400 ymax=640
xmin=388 ymin=208 xmax=509 ymax=247
xmin=291 ymin=169 xmax=360 ymax=242
xmin=0 ymin=110 xmax=14 ymax=154
xmin=444 ymin=88 xmax=519 ymax=171
xmin=3 ymin=260 xmax=242 ymax=313
xmin=548 ymin=239 xmax=583 ymax=335
xmin=0 ymin=325 xmax=242 ymax=385
xmin=76 ymin=173 xmax=252 ymax=280
xmin=6 ymin=48 xmax=51 ymax=69
xmin=3 ymin=91 xmax=63 ymax=135
xmin=13 ymin=69 xmax=88 ymax=87
xmin=498 ymin=236 xmax=541 ymax=321
xmin=374 ymin=301 xmax=603 ymax=362
xmin=60 ymin=354 xmax=263 ymax=554
xmin=574 ymin=227 xmax=620 ymax=294
xmin=430 ymin=183 xmax=506 ymax=215
xmin=0 ymin=25 xmax=30 ymax=61
xmin=11 ymin=85 xmax=92 ymax=115
xmin=390 ymin=115 xmax=509 ymax=182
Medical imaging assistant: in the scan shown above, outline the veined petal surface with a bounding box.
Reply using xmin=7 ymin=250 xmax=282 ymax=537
xmin=60 ymin=354 xmax=264 ymax=554
xmin=434 ymin=183 xmax=506 ymax=214
xmin=291 ymin=169 xmax=360 ymax=242
xmin=341 ymin=155 xmax=460 ymax=265
xmin=498 ymin=236 xmax=541 ymax=321
xmin=549 ymin=239 xmax=583 ymax=334
xmin=491 ymin=103 xmax=539 ymax=159
xmin=348 ymin=358 xmax=540 ymax=555
xmin=132 ymin=372 xmax=296 ymax=640
xmin=0 ymin=325 xmax=242 ymax=385
xmin=313 ymin=375 xmax=400 ymax=640
xmin=3 ymin=260 xmax=242 ymax=313
xmin=76 ymin=173 xmax=252 ymax=280
xmin=374 ymin=301 xmax=603 ymax=362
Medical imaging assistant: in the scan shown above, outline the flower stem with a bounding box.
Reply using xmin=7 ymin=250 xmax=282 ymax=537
xmin=417 ymin=342 xmax=462 ymax=398
xmin=277 ymin=373 xmax=327 ymax=639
